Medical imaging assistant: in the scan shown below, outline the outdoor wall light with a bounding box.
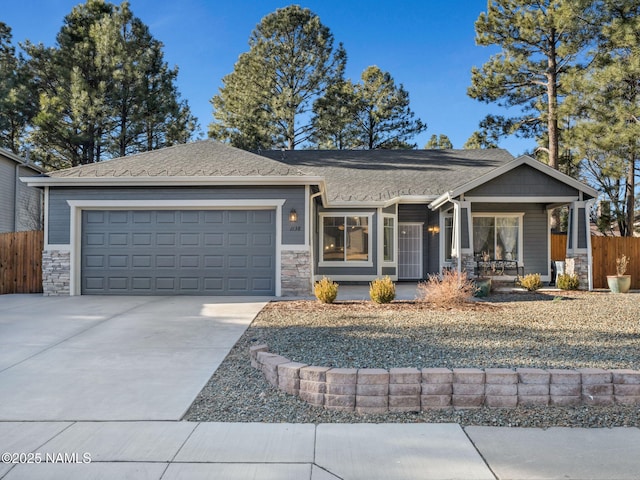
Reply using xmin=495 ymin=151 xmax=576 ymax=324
xmin=289 ymin=208 xmax=298 ymax=223
xmin=428 ymin=225 xmax=440 ymax=236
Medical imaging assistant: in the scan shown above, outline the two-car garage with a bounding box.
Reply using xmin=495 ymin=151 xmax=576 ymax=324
xmin=80 ymin=209 xmax=276 ymax=295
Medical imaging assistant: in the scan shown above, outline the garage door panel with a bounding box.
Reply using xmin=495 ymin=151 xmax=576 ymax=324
xmin=81 ymin=209 xmax=275 ymax=295
xmin=108 ymin=255 xmax=128 ymax=268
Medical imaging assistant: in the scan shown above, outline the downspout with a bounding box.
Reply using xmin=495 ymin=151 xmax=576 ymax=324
xmin=308 ymin=187 xmax=324 ymax=291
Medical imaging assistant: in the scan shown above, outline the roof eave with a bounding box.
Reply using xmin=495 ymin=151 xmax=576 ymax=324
xmin=20 ymin=175 xmax=324 ymax=187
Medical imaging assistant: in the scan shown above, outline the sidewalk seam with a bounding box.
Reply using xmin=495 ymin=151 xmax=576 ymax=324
xmin=462 ymin=426 xmax=499 ymax=480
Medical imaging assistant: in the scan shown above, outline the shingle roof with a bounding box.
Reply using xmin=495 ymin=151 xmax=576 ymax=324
xmin=47 ymin=140 xmax=305 ymax=178
xmin=43 ymin=141 xmax=516 ymax=204
xmin=256 ymin=149 xmax=514 ymax=202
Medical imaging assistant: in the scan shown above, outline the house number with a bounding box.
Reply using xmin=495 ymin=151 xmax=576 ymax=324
xmin=290 ymin=226 xmax=301 ymax=231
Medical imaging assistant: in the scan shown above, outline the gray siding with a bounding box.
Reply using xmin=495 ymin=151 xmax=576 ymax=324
xmin=47 ymin=186 xmax=306 ymax=245
xmin=472 ymin=203 xmax=549 ymax=276
xmin=578 ymin=208 xmax=587 ymax=249
xmin=0 ymin=157 xmax=42 ymax=232
xmin=0 ymin=157 xmax=15 ymax=232
xmin=15 ymin=168 xmax=42 ymax=231
xmin=461 ymin=208 xmax=470 ymax=249
xmin=467 ymin=165 xmax=579 ymax=197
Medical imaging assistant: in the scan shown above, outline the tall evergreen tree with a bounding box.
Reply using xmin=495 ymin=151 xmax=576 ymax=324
xmin=468 ymin=0 xmax=596 ymax=169
xmin=463 ymin=131 xmax=499 ymax=149
xmin=26 ymin=0 xmax=196 ymax=168
xmin=210 ymin=5 xmax=346 ymax=150
xmin=0 ymin=22 xmax=38 ymax=154
xmin=311 ymin=79 xmax=360 ymax=149
xmin=566 ymin=0 xmax=640 ymax=236
xmin=352 ymin=66 xmax=427 ymax=149
xmin=425 ymin=134 xmax=453 ymax=149
xmin=311 ymin=65 xmax=427 ymax=150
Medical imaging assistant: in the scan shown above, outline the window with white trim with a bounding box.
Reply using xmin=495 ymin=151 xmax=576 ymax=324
xmin=321 ymin=214 xmax=371 ymax=264
xmin=473 ymin=214 xmax=522 ymax=261
xmin=383 ymin=216 xmax=395 ymax=262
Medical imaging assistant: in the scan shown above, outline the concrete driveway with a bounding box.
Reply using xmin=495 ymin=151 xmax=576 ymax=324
xmin=0 ymin=294 xmax=268 ymax=421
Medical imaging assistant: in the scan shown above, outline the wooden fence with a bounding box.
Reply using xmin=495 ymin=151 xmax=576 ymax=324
xmin=0 ymin=230 xmax=44 ymax=294
xmin=591 ymin=236 xmax=640 ymax=290
xmin=551 ymin=233 xmax=640 ymax=289
xmin=550 ymin=233 xmax=567 ymax=261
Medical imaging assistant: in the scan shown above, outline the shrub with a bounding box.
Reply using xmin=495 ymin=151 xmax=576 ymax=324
xmin=517 ymin=273 xmax=542 ymax=291
xmin=417 ymin=270 xmax=475 ymax=307
xmin=557 ymin=273 xmax=579 ymax=290
xmin=314 ymin=277 xmax=338 ymax=303
xmin=369 ymin=276 xmax=396 ymax=304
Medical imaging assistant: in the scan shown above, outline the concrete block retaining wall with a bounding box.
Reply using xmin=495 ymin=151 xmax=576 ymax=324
xmin=250 ymin=345 xmax=640 ymax=413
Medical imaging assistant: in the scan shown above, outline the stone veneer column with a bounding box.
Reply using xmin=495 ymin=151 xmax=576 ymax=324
xmin=281 ymin=249 xmax=311 ymax=296
xmin=42 ymin=250 xmax=71 ymax=296
xmin=460 ymin=253 xmax=476 ymax=277
xmin=565 ymin=254 xmax=589 ymax=289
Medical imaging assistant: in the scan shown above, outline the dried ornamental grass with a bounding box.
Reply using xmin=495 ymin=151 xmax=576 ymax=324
xmin=416 ymin=269 xmax=475 ymax=307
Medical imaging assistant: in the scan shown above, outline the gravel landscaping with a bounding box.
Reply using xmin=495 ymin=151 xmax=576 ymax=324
xmin=184 ymin=291 xmax=640 ymax=427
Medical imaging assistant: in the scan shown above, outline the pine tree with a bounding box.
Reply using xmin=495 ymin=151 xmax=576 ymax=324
xmin=0 ymin=22 xmax=37 ymax=154
xmin=26 ymin=0 xmax=196 ymax=168
xmin=210 ymin=5 xmax=346 ymax=150
xmin=311 ymin=80 xmax=360 ymax=149
xmin=567 ymin=0 xmax=640 ymax=236
xmin=425 ymin=134 xmax=453 ymax=149
xmin=352 ymin=66 xmax=426 ymax=149
xmin=468 ymin=0 xmax=597 ymax=169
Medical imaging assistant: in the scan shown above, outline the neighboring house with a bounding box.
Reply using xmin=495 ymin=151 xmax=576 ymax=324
xmin=22 ymin=140 xmax=597 ymax=296
xmin=0 ymin=148 xmax=43 ymax=233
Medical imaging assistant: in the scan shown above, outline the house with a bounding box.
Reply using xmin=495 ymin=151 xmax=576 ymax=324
xmin=0 ymin=148 xmax=43 ymax=233
xmin=21 ymin=140 xmax=597 ymax=296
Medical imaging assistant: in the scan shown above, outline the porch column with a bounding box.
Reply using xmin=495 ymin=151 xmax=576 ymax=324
xmin=451 ymin=200 xmax=473 ymax=276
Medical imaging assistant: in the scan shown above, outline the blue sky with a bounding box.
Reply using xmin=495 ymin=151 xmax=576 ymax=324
xmin=3 ymin=0 xmax=534 ymax=155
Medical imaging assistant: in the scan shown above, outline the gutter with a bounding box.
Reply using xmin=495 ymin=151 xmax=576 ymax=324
xmin=20 ymin=175 xmax=325 ymax=188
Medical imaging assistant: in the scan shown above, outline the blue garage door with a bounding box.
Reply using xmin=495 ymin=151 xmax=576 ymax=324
xmin=81 ymin=209 xmax=275 ymax=295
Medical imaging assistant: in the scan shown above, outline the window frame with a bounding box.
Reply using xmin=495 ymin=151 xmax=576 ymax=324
xmin=319 ymin=212 xmax=374 ymax=267
xmin=471 ymin=213 xmax=524 ymax=263
xmin=382 ymin=214 xmax=396 ymax=264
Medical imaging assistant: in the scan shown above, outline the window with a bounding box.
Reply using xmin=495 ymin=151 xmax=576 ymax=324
xmin=321 ymin=215 xmax=371 ymax=263
xmin=383 ymin=217 xmax=395 ymax=262
xmin=473 ymin=215 xmax=521 ymax=261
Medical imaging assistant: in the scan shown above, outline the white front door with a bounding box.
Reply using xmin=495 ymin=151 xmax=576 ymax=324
xmin=398 ymin=223 xmax=423 ymax=279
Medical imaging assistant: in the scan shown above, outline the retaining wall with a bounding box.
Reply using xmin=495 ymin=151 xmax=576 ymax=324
xmin=250 ymin=344 xmax=640 ymax=413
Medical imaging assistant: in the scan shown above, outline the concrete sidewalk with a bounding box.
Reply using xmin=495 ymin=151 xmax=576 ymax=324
xmin=1 ymin=421 xmax=639 ymax=479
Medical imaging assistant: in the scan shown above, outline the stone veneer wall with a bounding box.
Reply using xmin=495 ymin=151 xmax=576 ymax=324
xmin=42 ymin=250 xmax=71 ymax=296
xmin=281 ymin=249 xmax=311 ymax=296
xmin=250 ymin=345 xmax=640 ymax=414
